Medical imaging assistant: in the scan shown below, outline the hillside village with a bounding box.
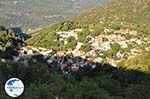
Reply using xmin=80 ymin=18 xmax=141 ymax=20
xmin=1 ymin=0 xmax=150 ymax=98
xmin=1 ymin=27 xmax=149 ymax=75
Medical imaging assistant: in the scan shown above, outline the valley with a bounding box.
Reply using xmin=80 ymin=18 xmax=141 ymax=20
xmin=0 ymin=0 xmax=150 ymax=99
xmin=0 ymin=0 xmax=104 ymax=32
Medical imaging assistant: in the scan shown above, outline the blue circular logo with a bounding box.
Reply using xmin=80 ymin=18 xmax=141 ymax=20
xmin=5 ymin=78 xmax=24 ymax=97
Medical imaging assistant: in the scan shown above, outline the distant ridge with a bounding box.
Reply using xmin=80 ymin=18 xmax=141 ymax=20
xmin=0 ymin=0 xmax=104 ymax=31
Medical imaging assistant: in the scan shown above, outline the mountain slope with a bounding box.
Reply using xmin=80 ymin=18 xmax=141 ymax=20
xmin=27 ymin=0 xmax=150 ymax=51
xmin=0 ymin=0 xmax=150 ymax=98
xmin=26 ymin=0 xmax=150 ymax=70
xmin=75 ymin=0 xmax=150 ymax=26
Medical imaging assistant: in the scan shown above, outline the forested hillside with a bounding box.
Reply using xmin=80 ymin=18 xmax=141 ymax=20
xmin=27 ymin=0 xmax=150 ymax=70
xmin=27 ymin=0 xmax=150 ymax=48
xmin=0 ymin=0 xmax=150 ymax=98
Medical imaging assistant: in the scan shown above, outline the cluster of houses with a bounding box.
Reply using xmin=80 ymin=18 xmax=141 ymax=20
xmin=11 ymin=45 xmax=101 ymax=74
xmin=55 ymin=29 xmax=82 ymax=44
xmin=55 ymin=28 xmax=147 ymax=53
xmin=1 ymin=28 xmax=149 ymax=74
xmin=54 ymin=28 xmax=149 ymax=66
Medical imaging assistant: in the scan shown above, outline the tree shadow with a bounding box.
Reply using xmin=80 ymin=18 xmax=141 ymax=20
xmin=0 ymin=26 xmax=31 ymax=40
xmin=0 ymin=26 xmax=29 ymax=60
xmin=0 ymin=54 xmax=150 ymax=98
xmin=11 ymin=27 xmax=31 ymax=40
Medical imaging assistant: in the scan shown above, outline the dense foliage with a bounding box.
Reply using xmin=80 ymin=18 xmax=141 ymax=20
xmin=118 ymin=52 xmax=150 ymax=73
xmin=0 ymin=0 xmax=150 ymax=98
xmin=0 ymin=57 xmax=150 ymax=99
xmin=0 ymin=26 xmax=24 ymax=58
